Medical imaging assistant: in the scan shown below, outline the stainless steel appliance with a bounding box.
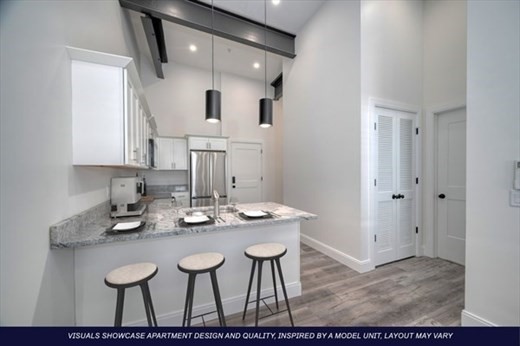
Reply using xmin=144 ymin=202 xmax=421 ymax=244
xmin=190 ymin=150 xmax=227 ymax=207
xmin=110 ymin=177 xmax=146 ymax=217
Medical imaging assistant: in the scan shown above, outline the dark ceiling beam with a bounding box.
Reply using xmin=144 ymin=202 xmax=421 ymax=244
xmin=120 ymin=0 xmax=296 ymax=59
xmin=141 ymin=15 xmax=166 ymax=79
xmin=271 ymin=73 xmax=283 ymax=101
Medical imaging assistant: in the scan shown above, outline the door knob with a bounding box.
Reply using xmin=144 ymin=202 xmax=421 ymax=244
xmin=438 ymin=193 xmax=446 ymax=199
xmin=398 ymin=194 xmax=404 ymax=199
xmin=392 ymin=194 xmax=397 ymax=199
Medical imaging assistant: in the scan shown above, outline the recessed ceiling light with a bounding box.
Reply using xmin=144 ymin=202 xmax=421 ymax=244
xmin=189 ymin=44 xmax=197 ymax=52
xmin=253 ymin=62 xmax=260 ymax=69
xmin=272 ymin=0 xmax=280 ymax=5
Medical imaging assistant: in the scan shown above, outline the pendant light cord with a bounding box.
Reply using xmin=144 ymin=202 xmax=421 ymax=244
xmin=211 ymin=0 xmax=215 ymax=90
xmin=264 ymin=0 xmax=267 ymax=98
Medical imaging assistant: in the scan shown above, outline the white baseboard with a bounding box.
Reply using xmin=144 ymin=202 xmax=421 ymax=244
xmin=301 ymin=234 xmax=373 ymax=273
xmin=461 ymin=309 xmax=497 ymax=326
xmin=128 ymin=282 xmax=301 ymax=326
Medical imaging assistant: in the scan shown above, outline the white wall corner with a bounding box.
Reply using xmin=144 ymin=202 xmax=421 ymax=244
xmin=461 ymin=309 xmax=497 ymax=327
xmin=301 ymin=234 xmax=373 ymax=273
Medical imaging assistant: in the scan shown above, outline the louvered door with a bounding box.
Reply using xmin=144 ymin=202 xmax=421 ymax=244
xmin=375 ymin=107 xmax=416 ymax=266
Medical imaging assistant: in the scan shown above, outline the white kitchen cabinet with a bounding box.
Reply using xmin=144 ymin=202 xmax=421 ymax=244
xmin=187 ymin=136 xmax=227 ymax=151
xmin=68 ymin=47 xmax=156 ymax=167
xmin=156 ymin=137 xmax=187 ymax=170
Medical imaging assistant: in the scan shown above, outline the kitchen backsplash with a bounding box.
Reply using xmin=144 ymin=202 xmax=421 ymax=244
xmin=141 ymin=169 xmax=188 ymax=186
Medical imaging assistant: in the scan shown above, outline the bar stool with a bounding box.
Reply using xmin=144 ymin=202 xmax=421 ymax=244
xmin=104 ymin=262 xmax=158 ymax=327
xmin=242 ymin=242 xmax=294 ymax=326
xmin=178 ymin=252 xmax=226 ymax=327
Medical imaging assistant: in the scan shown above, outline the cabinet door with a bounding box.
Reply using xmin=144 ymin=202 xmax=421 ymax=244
xmin=188 ymin=137 xmax=209 ymax=150
xmin=172 ymin=138 xmax=188 ymax=170
xmin=140 ymin=108 xmax=147 ymax=166
xmin=124 ymin=74 xmax=135 ymax=165
xmin=208 ymin=138 xmax=227 ymax=151
xmin=156 ymin=137 xmax=174 ymax=170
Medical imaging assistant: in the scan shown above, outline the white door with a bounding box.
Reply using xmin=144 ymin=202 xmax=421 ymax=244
xmin=230 ymin=142 xmax=262 ymax=203
xmin=436 ymin=107 xmax=466 ymax=265
xmin=375 ymin=107 xmax=417 ymax=266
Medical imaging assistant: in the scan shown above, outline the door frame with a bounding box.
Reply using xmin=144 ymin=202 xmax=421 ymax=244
xmin=228 ymin=139 xmax=264 ymax=203
xmin=424 ymin=103 xmax=466 ymax=258
xmin=368 ymin=98 xmax=422 ymax=267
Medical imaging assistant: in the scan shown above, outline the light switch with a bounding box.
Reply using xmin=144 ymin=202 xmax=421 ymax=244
xmin=510 ymin=190 xmax=520 ymax=207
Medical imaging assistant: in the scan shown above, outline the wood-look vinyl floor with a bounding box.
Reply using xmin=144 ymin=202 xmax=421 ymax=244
xmin=202 ymin=243 xmax=465 ymax=327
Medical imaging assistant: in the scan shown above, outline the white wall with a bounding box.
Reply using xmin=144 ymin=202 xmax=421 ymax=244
xmin=361 ymin=0 xmax=423 ymax=264
xmin=221 ymin=73 xmax=283 ymax=203
xmin=463 ymin=0 xmax=520 ymax=326
xmin=0 ymin=1 xmax=141 ymax=325
xmin=283 ymin=0 xmax=364 ymax=269
xmin=421 ymin=0 xmax=467 ymax=257
xmin=141 ymin=59 xmax=283 ymax=203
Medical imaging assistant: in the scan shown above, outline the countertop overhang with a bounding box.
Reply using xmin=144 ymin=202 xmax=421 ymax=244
xmin=49 ymin=201 xmax=317 ymax=249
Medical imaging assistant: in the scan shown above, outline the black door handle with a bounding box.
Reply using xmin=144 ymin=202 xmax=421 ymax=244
xmin=438 ymin=193 xmax=446 ymax=199
xmin=398 ymin=194 xmax=404 ymax=199
xmin=232 ymin=176 xmax=236 ymax=184
xmin=392 ymin=194 xmax=397 ymax=199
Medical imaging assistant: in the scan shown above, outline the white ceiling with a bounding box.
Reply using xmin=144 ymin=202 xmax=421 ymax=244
xmin=128 ymin=0 xmax=325 ymax=82
xmin=198 ymin=0 xmax=327 ymax=34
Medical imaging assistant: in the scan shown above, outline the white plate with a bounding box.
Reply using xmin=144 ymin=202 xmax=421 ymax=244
xmin=184 ymin=215 xmax=210 ymax=224
xmin=243 ymin=210 xmax=267 ymax=218
xmin=113 ymin=221 xmax=142 ymax=231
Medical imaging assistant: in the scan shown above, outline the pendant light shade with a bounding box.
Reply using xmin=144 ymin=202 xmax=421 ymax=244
xmin=259 ymin=0 xmax=273 ymax=128
xmin=259 ymin=98 xmax=273 ymax=128
xmin=206 ymin=0 xmax=221 ymax=123
xmin=206 ymin=89 xmax=221 ymax=123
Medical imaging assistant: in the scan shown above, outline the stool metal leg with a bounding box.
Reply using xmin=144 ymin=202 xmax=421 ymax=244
xmin=114 ymin=288 xmax=125 ymax=327
xmin=140 ymin=284 xmax=153 ymax=326
xmin=142 ymin=282 xmax=158 ymax=326
xmin=182 ymin=274 xmax=197 ymax=327
xmin=254 ymin=260 xmax=263 ymax=327
xmin=270 ymin=260 xmax=279 ymax=310
xmin=242 ymin=260 xmax=257 ymax=320
xmin=275 ymin=258 xmax=294 ymax=326
xmin=210 ymin=270 xmax=226 ymax=327
xmin=186 ymin=274 xmax=197 ymax=327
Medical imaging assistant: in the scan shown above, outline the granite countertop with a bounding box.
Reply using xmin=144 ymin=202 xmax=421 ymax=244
xmin=49 ymin=201 xmax=317 ymax=249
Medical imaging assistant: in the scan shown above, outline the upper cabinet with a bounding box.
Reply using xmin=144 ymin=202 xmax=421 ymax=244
xmin=187 ymin=136 xmax=227 ymax=151
xmin=68 ymin=47 xmax=157 ymax=168
xmin=156 ymin=137 xmax=187 ymax=170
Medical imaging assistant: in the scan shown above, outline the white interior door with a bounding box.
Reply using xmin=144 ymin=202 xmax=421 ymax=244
xmin=436 ymin=107 xmax=466 ymax=265
xmin=230 ymin=142 xmax=262 ymax=203
xmin=375 ymin=107 xmax=417 ymax=266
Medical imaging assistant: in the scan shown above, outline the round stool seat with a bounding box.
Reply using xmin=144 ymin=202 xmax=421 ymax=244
xmin=105 ymin=262 xmax=158 ymax=287
xmin=178 ymin=252 xmax=225 ymax=273
xmin=245 ymin=243 xmax=287 ymax=259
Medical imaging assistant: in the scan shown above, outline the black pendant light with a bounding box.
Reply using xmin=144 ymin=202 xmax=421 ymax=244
xmin=206 ymin=0 xmax=221 ymax=123
xmin=259 ymin=0 xmax=273 ymax=128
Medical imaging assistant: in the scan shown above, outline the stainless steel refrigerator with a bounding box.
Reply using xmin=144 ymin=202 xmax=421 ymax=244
xmin=190 ymin=150 xmax=228 ymax=207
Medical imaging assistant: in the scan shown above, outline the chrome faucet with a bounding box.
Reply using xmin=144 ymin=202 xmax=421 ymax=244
xmin=213 ymin=190 xmax=220 ymax=218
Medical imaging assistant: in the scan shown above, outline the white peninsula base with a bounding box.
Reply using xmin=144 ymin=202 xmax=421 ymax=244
xmin=74 ymin=222 xmax=301 ymax=326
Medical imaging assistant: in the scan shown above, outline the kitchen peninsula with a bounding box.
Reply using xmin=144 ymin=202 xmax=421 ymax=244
xmin=50 ymin=200 xmax=316 ymax=326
